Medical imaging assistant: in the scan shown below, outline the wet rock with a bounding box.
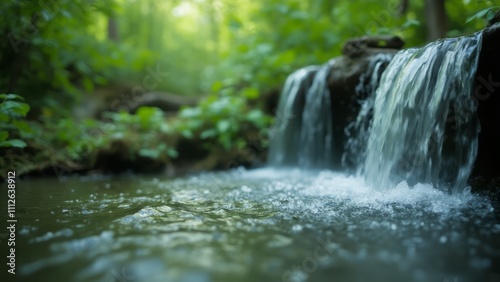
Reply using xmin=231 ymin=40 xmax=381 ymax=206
xmin=342 ymin=35 xmax=404 ymax=58
xmin=259 ymin=88 xmax=281 ymax=115
xmin=328 ymin=37 xmax=403 ymax=168
xmin=473 ymin=23 xmax=500 ymax=180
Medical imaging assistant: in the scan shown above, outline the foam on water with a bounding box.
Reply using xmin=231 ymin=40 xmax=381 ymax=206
xmin=198 ymin=168 xmax=493 ymax=217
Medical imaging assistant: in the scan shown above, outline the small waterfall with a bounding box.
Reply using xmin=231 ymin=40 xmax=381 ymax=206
xmin=299 ymin=61 xmax=336 ymax=167
xmin=268 ymin=66 xmax=320 ymax=166
xmin=269 ymin=32 xmax=484 ymax=193
xmin=268 ymin=60 xmax=339 ymax=168
xmin=342 ymin=53 xmax=394 ymax=170
xmin=269 ymin=55 xmax=395 ymax=169
xmin=363 ymin=33 xmax=483 ymax=193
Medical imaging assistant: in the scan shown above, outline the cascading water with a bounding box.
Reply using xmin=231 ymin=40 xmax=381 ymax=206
xmin=267 ymin=61 xmax=336 ymax=168
xmin=270 ymin=32 xmax=484 ymax=193
xmin=268 ymin=66 xmax=320 ymax=166
xmin=342 ymin=53 xmax=394 ymax=170
xmin=363 ymin=32 xmax=483 ymax=193
xmin=299 ymin=61 xmax=336 ymax=168
xmin=269 ymin=55 xmax=395 ymax=169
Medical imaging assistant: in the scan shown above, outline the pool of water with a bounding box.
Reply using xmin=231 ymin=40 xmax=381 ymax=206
xmin=2 ymin=168 xmax=500 ymax=282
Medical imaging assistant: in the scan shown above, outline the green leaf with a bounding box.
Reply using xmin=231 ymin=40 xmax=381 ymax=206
xmin=12 ymin=120 xmax=33 ymax=136
xmin=211 ymin=80 xmax=224 ymax=93
xmin=0 ymin=101 xmax=30 ymax=117
xmin=181 ymin=130 xmax=194 ymax=139
xmin=0 ymin=94 xmax=24 ymax=101
xmin=138 ymin=148 xmax=160 ymax=159
xmin=466 ymin=7 xmax=500 ymax=23
xmin=256 ymin=43 xmax=273 ymax=54
xmin=0 ymin=139 xmax=27 ymax=148
xmin=179 ymin=107 xmax=201 ymax=118
xmin=136 ymin=106 xmax=157 ymax=119
xmin=247 ymin=109 xmax=262 ymax=119
xmin=402 ymin=19 xmax=420 ymax=30
xmin=200 ymin=129 xmax=217 ymax=139
xmin=241 ymin=87 xmax=260 ymax=100
xmin=217 ymin=120 xmax=231 ymax=133
xmin=167 ymin=148 xmax=179 ymax=158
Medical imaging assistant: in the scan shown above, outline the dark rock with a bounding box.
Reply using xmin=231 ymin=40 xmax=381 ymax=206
xmin=487 ymin=10 xmax=500 ymax=27
xmin=260 ymin=88 xmax=281 ymax=115
xmin=328 ymin=44 xmax=400 ymax=168
xmin=342 ymin=35 xmax=404 ymax=58
xmin=173 ymin=137 xmax=211 ymax=165
xmin=472 ymin=23 xmax=500 ymax=180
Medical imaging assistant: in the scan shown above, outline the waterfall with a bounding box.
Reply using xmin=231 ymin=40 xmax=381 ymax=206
xmin=269 ymin=55 xmax=395 ymax=169
xmin=342 ymin=53 xmax=394 ymax=170
xmin=269 ymin=32 xmax=483 ymax=193
xmin=268 ymin=60 xmax=338 ymax=168
xmin=268 ymin=66 xmax=320 ymax=166
xmin=363 ymin=33 xmax=483 ymax=193
xmin=299 ymin=61 xmax=336 ymax=168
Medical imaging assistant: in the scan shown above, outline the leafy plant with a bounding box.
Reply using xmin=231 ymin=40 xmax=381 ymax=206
xmin=101 ymin=107 xmax=178 ymax=160
xmin=0 ymin=94 xmax=31 ymax=148
xmin=41 ymin=118 xmax=102 ymax=161
xmin=176 ymin=93 xmax=272 ymax=150
xmin=0 ymin=0 xmax=154 ymax=117
xmin=466 ymin=6 xmax=500 ymax=24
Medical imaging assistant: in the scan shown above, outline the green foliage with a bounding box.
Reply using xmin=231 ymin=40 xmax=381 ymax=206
xmin=176 ymin=94 xmax=272 ymax=150
xmin=0 ymin=94 xmax=31 ymax=149
xmin=102 ymin=107 xmax=178 ymax=160
xmin=0 ymin=0 xmax=154 ymax=116
xmin=1 ymin=0 xmax=496 ymax=175
xmin=205 ymin=0 xmax=425 ymax=92
xmin=42 ymin=118 xmax=102 ymax=161
xmin=444 ymin=1 xmax=499 ymax=37
xmin=1 ymin=103 xmax=180 ymax=174
xmin=35 ymin=107 xmax=178 ymax=164
xmin=466 ymin=6 xmax=500 ymax=24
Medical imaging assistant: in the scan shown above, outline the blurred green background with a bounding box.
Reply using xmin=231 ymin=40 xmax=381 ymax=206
xmin=0 ymin=0 xmax=497 ymax=175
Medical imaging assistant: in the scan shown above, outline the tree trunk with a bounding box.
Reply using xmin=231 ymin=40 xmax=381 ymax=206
xmin=424 ymin=0 xmax=447 ymax=41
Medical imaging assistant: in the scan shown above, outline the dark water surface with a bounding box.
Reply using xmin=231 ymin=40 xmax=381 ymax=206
xmin=2 ymin=168 xmax=500 ymax=282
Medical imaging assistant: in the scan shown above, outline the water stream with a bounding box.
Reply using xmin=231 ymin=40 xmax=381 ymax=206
xmin=4 ymin=170 xmax=499 ymax=282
